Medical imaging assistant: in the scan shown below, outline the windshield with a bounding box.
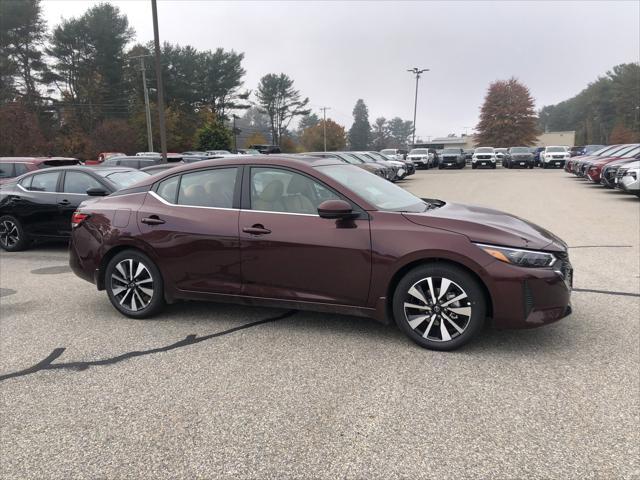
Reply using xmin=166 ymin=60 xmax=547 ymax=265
xmin=546 ymin=146 xmax=567 ymax=152
xmin=442 ymin=149 xmax=461 ymax=154
xmin=102 ymin=170 xmax=150 ymax=189
xmin=475 ymin=147 xmax=494 ymax=153
xmin=380 ymin=149 xmax=395 ymax=155
xmin=615 ymin=145 xmax=640 ymax=157
xmin=409 ymin=149 xmax=429 ymax=155
xmin=510 ymin=147 xmax=529 ymax=153
xmin=318 ymin=164 xmax=426 ymax=212
xmin=495 ymin=148 xmax=507 ymax=153
xmin=584 ymin=145 xmax=604 ymax=153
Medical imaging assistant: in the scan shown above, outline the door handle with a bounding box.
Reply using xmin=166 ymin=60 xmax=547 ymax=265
xmin=141 ymin=215 xmax=165 ymax=225
xmin=58 ymin=199 xmax=70 ymax=206
xmin=242 ymin=225 xmax=271 ymax=235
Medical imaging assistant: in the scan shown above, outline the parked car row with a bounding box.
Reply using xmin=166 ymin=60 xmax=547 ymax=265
xmin=303 ymin=151 xmax=415 ymax=181
xmin=565 ymin=143 xmax=640 ymax=196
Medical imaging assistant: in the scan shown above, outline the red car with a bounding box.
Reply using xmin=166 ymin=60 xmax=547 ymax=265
xmin=0 ymin=157 xmax=80 ymax=185
xmin=585 ymin=146 xmax=640 ymax=183
xmin=70 ymin=156 xmax=572 ymax=350
xmin=85 ymin=152 xmax=127 ymax=166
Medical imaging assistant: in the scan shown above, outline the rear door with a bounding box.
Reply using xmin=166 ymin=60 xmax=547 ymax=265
xmin=14 ymin=171 xmax=63 ymax=237
xmin=137 ymin=166 xmax=242 ymax=294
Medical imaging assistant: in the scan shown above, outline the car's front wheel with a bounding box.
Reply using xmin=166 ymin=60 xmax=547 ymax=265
xmin=105 ymin=250 xmax=166 ymax=318
xmin=392 ymin=264 xmax=486 ymax=350
xmin=0 ymin=215 xmax=29 ymax=252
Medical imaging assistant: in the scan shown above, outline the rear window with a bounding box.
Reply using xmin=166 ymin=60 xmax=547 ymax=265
xmin=14 ymin=163 xmax=29 ymax=176
xmin=0 ymin=162 xmax=13 ymax=178
xmin=28 ymin=171 xmax=60 ymax=192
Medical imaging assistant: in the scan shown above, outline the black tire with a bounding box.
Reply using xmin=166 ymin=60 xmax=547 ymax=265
xmin=492 ymin=164 xmax=496 ymax=169
xmin=0 ymin=215 xmax=30 ymax=252
xmin=392 ymin=263 xmax=486 ymax=351
xmin=529 ymin=164 xmax=534 ymax=169
xmin=105 ymin=249 xmax=166 ymax=318
xmin=438 ymin=165 xmax=443 ymax=170
xmin=472 ymin=164 xmax=477 ymax=169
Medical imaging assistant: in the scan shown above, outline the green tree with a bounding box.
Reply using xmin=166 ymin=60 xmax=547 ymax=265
xmin=0 ymin=0 xmax=48 ymax=107
xmin=195 ymin=121 xmax=232 ymax=151
xmin=348 ymin=99 xmax=371 ymax=149
xmin=301 ymin=119 xmax=347 ymax=151
xmin=476 ymin=78 xmax=538 ymax=146
xmin=298 ymin=112 xmax=320 ymax=132
xmin=47 ymin=3 xmax=134 ymax=127
xmin=255 ymin=73 xmax=310 ymax=146
xmin=370 ymin=117 xmax=389 ymax=150
xmin=387 ymin=117 xmax=413 ymax=148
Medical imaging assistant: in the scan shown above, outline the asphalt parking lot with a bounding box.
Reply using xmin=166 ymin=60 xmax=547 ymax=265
xmin=1 ymin=167 xmax=638 ymax=479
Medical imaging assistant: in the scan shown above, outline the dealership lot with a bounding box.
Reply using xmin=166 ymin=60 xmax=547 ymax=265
xmin=1 ymin=168 xmax=638 ymax=479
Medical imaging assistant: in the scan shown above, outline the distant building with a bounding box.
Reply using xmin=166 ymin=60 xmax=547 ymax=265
xmin=412 ymin=131 xmax=575 ymax=150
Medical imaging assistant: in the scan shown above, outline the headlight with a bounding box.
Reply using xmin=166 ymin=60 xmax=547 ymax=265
xmin=474 ymin=243 xmax=557 ymax=267
xmin=491 ymin=158 xmax=496 ymax=162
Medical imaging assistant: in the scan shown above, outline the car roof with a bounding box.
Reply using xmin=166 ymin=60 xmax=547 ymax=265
xmin=127 ymin=154 xmax=344 ymax=188
xmin=0 ymin=156 xmax=79 ymax=164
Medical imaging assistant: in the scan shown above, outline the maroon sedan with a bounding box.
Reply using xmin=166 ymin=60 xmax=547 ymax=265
xmin=70 ymin=156 xmax=572 ymax=350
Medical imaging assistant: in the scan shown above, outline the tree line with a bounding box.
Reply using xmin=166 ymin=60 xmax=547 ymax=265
xmin=538 ymin=63 xmax=639 ymax=145
xmin=0 ymin=0 xmax=416 ymax=159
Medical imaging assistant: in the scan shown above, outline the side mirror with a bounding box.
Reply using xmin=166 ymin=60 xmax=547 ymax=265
xmin=86 ymin=187 xmax=108 ymax=196
xmin=318 ymin=199 xmax=355 ymax=219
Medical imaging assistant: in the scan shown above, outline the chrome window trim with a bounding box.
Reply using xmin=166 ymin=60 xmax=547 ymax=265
xmin=149 ymin=190 xmax=319 ymax=217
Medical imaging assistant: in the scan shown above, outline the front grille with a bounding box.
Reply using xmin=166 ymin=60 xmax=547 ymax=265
xmin=476 ymin=155 xmax=491 ymax=160
xmin=617 ymin=168 xmax=628 ymax=179
xmin=553 ymin=155 xmax=564 ymax=159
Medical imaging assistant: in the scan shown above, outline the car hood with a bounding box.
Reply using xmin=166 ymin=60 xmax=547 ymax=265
xmin=403 ymin=201 xmax=567 ymax=252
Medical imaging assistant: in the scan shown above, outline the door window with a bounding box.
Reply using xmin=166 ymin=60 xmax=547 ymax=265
xmin=63 ymin=171 xmax=103 ymax=194
xmin=177 ymin=168 xmax=237 ymax=208
xmin=28 ymin=171 xmax=60 ymax=192
xmin=250 ymin=168 xmax=340 ymax=214
xmin=156 ymin=176 xmax=179 ymax=203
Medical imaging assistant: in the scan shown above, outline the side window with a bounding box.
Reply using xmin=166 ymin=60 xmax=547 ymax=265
xmin=177 ymin=168 xmax=237 ymax=208
xmin=251 ymin=167 xmax=340 ymax=215
xmin=14 ymin=163 xmax=29 ymax=176
xmin=28 ymin=171 xmax=60 ymax=192
xmin=19 ymin=175 xmax=33 ymax=189
xmin=63 ymin=171 xmax=102 ymax=194
xmin=156 ymin=176 xmax=179 ymax=203
xmin=0 ymin=162 xmax=14 ymax=178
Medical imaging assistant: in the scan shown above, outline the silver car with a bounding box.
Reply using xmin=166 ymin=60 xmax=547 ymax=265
xmin=617 ymin=160 xmax=640 ymax=196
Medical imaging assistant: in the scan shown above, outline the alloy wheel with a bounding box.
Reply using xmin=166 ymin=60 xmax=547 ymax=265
xmin=110 ymin=258 xmax=155 ymax=312
xmin=0 ymin=220 xmax=19 ymax=248
xmin=403 ymin=276 xmax=472 ymax=342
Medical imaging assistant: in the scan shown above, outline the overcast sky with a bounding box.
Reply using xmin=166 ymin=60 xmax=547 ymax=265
xmin=42 ymin=0 xmax=639 ymax=139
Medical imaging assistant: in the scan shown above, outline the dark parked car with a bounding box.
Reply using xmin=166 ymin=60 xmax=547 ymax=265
xmin=141 ymin=164 xmax=183 ymax=175
xmin=463 ymin=149 xmax=474 ymax=162
xmin=102 ymin=156 xmax=164 ymax=169
xmin=0 ymin=157 xmax=80 ymax=185
xmin=249 ymin=144 xmax=281 ymax=154
xmin=303 ymin=152 xmax=388 ymax=179
xmin=570 ymin=145 xmax=605 ymax=157
xmin=0 ymin=166 xmax=149 ymax=251
xmin=532 ymin=147 xmax=545 ymax=166
xmin=69 ymin=156 xmax=572 ymax=351
xmin=503 ymin=147 xmax=534 ymax=169
xmin=438 ymin=148 xmax=466 ymax=169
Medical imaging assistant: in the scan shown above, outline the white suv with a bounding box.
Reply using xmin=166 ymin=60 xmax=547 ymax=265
xmin=472 ymin=147 xmax=497 ymax=169
xmin=618 ymin=160 xmax=639 ymax=196
xmin=539 ymin=146 xmax=570 ymax=168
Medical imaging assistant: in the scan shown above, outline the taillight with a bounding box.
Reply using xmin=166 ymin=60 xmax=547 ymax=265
xmin=71 ymin=211 xmax=90 ymax=228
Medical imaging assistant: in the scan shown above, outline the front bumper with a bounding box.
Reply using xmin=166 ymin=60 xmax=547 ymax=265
xmin=544 ymin=159 xmax=567 ymax=168
xmin=484 ymin=254 xmax=573 ymax=329
xmin=619 ymin=174 xmax=639 ymax=192
xmin=472 ymin=160 xmax=495 ymax=168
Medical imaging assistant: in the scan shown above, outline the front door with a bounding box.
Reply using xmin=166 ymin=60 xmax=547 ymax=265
xmin=240 ymin=166 xmax=372 ymax=306
xmin=57 ymin=171 xmax=104 ymax=236
xmin=137 ymin=166 xmax=242 ymax=294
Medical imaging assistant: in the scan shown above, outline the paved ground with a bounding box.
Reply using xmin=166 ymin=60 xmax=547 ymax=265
xmin=1 ymin=166 xmax=639 ymax=479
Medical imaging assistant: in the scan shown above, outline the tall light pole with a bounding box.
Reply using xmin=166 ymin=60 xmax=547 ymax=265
xmin=151 ymin=0 xmax=167 ymax=162
xmin=407 ymin=67 xmax=429 ymax=147
xmin=131 ymin=55 xmax=154 ymax=152
xmin=320 ymin=106 xmax=330 ymax=152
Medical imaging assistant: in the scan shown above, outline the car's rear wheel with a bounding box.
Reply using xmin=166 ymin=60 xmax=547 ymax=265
xmin=105 ymin=250 xmax=165 ymax=318
xmin=392 ymin=264 xmax=486 ymax=351
xmin=0 ymin=215 xmax=29 ymax=252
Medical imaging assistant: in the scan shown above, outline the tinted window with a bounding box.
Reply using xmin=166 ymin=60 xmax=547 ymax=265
xmin=0 ymin=162 xmax=14 ymax=178
xmin=28 ymin=171 xmax=60 ymax=192
xmin=14 ymin=163 xmax=29 ymax=176
xmin=156 ymin=176 xmax=179 ymax=203
xmin=63 ymin=171 xmax=102 ymax=194
xmin=177 ymin=168 xmax=237 ymax=208
xmin=251 ymin=167 xmax=340 ymax=215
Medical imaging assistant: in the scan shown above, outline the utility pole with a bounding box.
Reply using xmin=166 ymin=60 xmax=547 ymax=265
xmin=407 ymin=67 xmax=429 ymax=147
xmin=232 ymin=114 xmax=239 ymax=153
xmin=132 ymin=55 xmax=154 ymax=152
xmin=320 ymin=107 xmax=330 ymax=152
xmin=151 ymin=0 xmax=167 ymax=162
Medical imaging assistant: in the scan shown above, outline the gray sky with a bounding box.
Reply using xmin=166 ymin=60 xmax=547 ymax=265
xmin=42 ymin=0 xmax=639 ymax=139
